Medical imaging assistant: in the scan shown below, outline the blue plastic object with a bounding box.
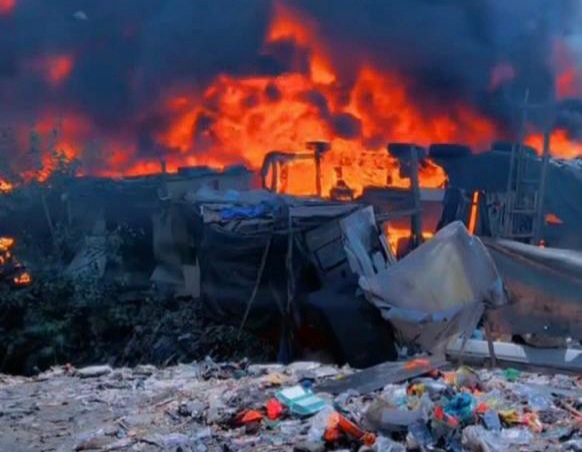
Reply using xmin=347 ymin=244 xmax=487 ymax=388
xmin=275 ymin=385 xmax=327 ymax=417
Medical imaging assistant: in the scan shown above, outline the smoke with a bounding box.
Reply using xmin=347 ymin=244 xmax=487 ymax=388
xmin=294 ymin=0 xmax=579 ymax=112
xmin=0 ymin=0 xmax=580 ymax=174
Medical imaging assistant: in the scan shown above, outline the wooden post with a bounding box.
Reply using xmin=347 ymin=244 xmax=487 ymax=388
xmin=306 ymin=141 xmax=331 ymax=198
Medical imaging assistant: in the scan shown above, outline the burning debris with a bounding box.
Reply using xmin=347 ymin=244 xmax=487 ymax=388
xmin=0 ymin=236 xmax=31 ymax=287
xmin=0 ymin=0 xmax=580 ymax=186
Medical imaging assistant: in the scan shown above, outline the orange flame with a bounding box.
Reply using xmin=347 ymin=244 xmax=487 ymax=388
xmin=46 ymin=55 xmax=75 ymax=86
xmin=467 ymin=191 xmax=480 ymax=234
xmin=383 ymin=223 xmax=434 ymax=256
xmin=0 ymin=179 xmax=13 ymax=192
xmin=525 ymin=129 xmax=582 ymax=160
xmin=545 ymin=213 xmax=563 ymax=225
xmin=0 ymin=236 xmax=32 ymax=285
xmin=0 ymin=0 xmax=15 ymax=15
xmin=0 ymin=237 xmax=15 ymax=252
xmin=13 ymin=271 xmax=31 ymax=286
xmin=7 ymin=2 xmax=581 ymax=189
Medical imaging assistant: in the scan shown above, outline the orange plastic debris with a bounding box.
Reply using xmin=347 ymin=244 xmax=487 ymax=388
xmin=323 ymin=412 xmax=342 ymax=442
xmin=323 ymin=411 xmax=376 ymax=446
xmin=236 ymin=409 xmax=263 ymax=425
xmin=404 ymin=358 xmax=431 ymax=371
xmin=476 ymin=402 xmax=489 ymax=415
xmin=407 ymin=383 xmax=426 ymax=396
xmin=523 ymin=411 xmax=543 ymax=433
xmin=337 ymin=413 xmax=376 ymax=446
xmin=434 ymin=406 xmax=460 ymax=427
xmin=266 ymin=398 xmax=283 ymax=420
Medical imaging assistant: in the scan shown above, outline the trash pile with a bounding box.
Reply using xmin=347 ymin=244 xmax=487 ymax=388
xmin=0 ymin=360 xmax=580 ymax=451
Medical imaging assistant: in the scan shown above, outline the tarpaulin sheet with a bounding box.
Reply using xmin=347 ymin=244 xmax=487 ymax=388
xmin=183 ymin=192 xmax=361 ymax=329
xmin=358 ymin=221 xmax=506 ymax=351
xmin=484 ymin=239 xmax=582 ymax=339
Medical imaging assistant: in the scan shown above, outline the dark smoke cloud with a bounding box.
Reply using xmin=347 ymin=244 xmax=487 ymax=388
xmin=0 ymin=0 xmax=272 ymax=136
xmin=0 ymin=0 xmax=579 ymax=170
xmin=557 ymin=99 xmax=582 ymax=139
xmin=293 ymin=0 xmax=579 ymax=116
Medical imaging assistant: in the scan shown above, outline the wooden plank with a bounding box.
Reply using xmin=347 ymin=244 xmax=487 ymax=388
xmin=316 ymin=356 xmax=447 ymax=395
xmin=315 ymin=239 xmax=348 ymax=271
xmin=304 ymin=220 xmax=342 ymax=251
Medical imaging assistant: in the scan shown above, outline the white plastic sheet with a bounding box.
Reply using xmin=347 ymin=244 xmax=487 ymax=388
xmin=355 ymin=221 xmax=506 ymax=351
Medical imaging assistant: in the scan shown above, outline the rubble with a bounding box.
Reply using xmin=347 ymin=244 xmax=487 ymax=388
xmin=0 ymin=360 xmax=580 ymax=451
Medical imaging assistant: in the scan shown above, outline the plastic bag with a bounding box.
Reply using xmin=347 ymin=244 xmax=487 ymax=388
xmin=307 ymin=405 xmax=336 ymax=443
xmin=513 ymin=384 xmax=553 ymax=411
xmin=444 ymin=393 xmax=478 ymax=424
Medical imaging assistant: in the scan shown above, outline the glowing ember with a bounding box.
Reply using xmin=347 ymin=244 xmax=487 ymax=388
xmin=545 ymin=213 xmax=563 ymax=225
xmin=467 ymin=191 xmax=480 ymax=234
xmin=0 ymin=237 xmax=15 ymax=251
xmin=0 ymin=236 xmax=32 ymax=285
xmin=0 ymin=179 xmax=13 ymax=192
xmin=13 ymin=271 xmax=31 ymax=286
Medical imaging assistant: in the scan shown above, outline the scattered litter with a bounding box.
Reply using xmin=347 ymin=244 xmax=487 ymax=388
xmin=482 ymin=410 xmax=501 ymax=431
xmin=443 ymin=392 xmax=477 ymax=424
xmin=365 ymin=399 xmax=423 ymax=433
xmin=1 ymin=361 xmax=581 ymax=450
xmin=503 ymin=368 xmax=520 ymax=382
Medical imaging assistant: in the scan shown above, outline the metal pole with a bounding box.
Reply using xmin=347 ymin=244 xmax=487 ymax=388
xmin=533 ymin=111 xmax=553 ymax=243
xmin=409 ymin=146 xmax=423 ymax=248
xmin=504 ymin=89 xmax=530 ymax=237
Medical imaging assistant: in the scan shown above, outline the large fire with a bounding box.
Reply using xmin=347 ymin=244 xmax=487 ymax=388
xmin=1 ymin=1 xmax=581 ymax=196
xmin=526 ymin=129 xmax=582 ymax=160
xmin=0 ymin=0 xmax=15 ymax=16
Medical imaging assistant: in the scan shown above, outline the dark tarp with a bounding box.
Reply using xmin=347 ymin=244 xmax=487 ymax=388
xmin=181 ymin=190 xmax=361 ymax=330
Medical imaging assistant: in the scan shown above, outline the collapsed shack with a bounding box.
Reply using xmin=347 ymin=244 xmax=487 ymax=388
xmin=162 ymin=189 xmax=398 ymax=366
xmin=1 ymin=150 xmax=580 ymax=376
